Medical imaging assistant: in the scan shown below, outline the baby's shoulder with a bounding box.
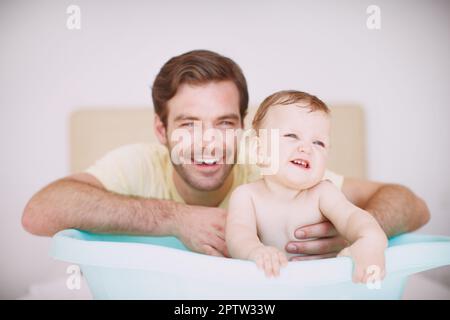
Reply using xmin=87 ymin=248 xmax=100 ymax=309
xmin=310 ymin=179 xmax=340 ymax=196
xmin=228 ymin=182 xmax=261 ymax=210
xmin=231 ymin=182 xmax=254 ymax=199
xmin=231 ymin=180 xmax=264 ymax=199
xmin=309 ymin=179 xmax=347 ymax=207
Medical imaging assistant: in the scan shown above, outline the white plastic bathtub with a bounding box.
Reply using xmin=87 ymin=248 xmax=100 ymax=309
xmin=50 ymin=230 xmax=450 ymax=299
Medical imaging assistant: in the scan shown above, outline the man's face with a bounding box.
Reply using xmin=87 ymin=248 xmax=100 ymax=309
xmin=157 ymin=80 xmax=242 ymax=191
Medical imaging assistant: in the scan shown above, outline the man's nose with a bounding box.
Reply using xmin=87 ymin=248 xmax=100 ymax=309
xmin=191 ymin=121 xmax=211 ymax=145
xmin=193 ymin=123 xmax=222 ymax=152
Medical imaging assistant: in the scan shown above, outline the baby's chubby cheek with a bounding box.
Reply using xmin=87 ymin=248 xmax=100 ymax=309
xmin=313 ymin=160 xmax=327 ymax=179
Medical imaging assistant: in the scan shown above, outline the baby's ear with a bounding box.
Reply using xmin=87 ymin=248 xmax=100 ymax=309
xmin=256 ymin=142 xmax=272 ymax=168
xmin=255 ymin=139 xmax=272 ymax=168
xmin=236 ymin=129 xmax=260 ymax=165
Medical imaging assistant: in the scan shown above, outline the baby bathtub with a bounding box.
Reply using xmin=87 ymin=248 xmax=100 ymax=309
xmin=50 ymin=229 xmax=450 ymax=299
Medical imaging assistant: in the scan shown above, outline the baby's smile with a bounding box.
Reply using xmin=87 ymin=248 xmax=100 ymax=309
xmin=290 ymin=158 xmax=311 ymax=170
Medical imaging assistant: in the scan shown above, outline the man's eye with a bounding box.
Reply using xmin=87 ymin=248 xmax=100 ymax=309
xmin=218 ymin=121 xmax=234 ymax=126
xmin=314 ymin=141 xmax=325 ymax=147
xmin=283 ymin=133 xmax=298 ymax=139
xmin=180 ymin=122 xmax=194 ymax=127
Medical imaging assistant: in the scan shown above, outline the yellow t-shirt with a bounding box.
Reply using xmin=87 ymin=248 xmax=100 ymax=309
xmin=86 ymin=143 xmax=344 ymax=209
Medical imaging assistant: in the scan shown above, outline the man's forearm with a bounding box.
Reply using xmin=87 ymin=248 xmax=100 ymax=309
xmin=363 ymin=184 xmax=430 ymax=237
xmin=22 ymin=178 xmax=186 ymax=237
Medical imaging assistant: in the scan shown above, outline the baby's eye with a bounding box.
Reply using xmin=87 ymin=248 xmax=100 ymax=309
xmin=313 ymin=140 xmax=325 ymax=148
xmin=283 ymin=133 xmax=298 ymax=139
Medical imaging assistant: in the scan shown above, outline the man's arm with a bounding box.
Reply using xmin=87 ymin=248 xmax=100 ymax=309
xmin=22 ymin=173 xmax=228 ymax=256
xmin=286 ymin=177 xmax=430 ymax=259
xmin=341 ymin=177 xmax=430 ymax=236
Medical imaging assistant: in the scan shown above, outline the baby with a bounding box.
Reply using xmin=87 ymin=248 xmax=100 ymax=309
xmin=226 ymin=90 xmax=388 ymax=284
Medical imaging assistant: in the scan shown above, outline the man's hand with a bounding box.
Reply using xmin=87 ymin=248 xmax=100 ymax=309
xmin=285 ymin=178 xmax=430 ymax=262
xmin=173 ymin=205 xmax=230 ymax=257
xmin=285 ymin=221 xmax=349 ymax=261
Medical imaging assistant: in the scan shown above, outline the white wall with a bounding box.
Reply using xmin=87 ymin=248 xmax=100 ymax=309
xmin=1 ymin=0 xmax=449 ymax=299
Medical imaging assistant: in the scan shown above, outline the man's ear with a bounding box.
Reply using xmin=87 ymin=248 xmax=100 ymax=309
xmin=154 ymin=115 xmax=168 ymax=145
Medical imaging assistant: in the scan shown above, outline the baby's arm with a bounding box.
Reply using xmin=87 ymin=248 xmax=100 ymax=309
xmin=226 ymin=185 xmax=287 ymax=277
xmin=318 ymin=180 xmax=388 ymax=284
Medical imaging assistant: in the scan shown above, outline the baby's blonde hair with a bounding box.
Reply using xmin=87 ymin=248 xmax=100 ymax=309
xmin=252 ymin=90 xmax=330 ymax=130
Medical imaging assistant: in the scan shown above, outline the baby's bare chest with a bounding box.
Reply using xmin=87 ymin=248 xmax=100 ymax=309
xmin=253 ymin=194 xmax=326 ymax=248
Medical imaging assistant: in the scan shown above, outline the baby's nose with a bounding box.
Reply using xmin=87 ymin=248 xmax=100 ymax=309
xmin=298 ymin=141 xmax=312 ymax=153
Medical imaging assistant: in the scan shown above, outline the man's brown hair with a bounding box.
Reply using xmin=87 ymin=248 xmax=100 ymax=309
xmin=152 ymin=50 xmax=249 ymax=126
xmin=252 ymin=90 xmax=330 ymax=129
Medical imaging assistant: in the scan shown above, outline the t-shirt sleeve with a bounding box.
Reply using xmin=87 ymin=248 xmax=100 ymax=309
xmin=323 ymin=169 xmax=344 ymax=190
xmin=85 ymin=144 xmax=153 ymax=196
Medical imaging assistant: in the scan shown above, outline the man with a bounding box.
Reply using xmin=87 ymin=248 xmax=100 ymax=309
xmin=22 ymin=50 xmax=430 ymax=260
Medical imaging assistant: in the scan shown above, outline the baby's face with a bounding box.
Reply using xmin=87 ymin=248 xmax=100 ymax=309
xmin=258 ymin=104 xmax=330 ymax=190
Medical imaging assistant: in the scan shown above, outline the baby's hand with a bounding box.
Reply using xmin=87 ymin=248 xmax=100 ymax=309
xmin=338 ymin=238 xmax=386 ymax=284
xmin=248 ymin=246 xmax=288 ymax=277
